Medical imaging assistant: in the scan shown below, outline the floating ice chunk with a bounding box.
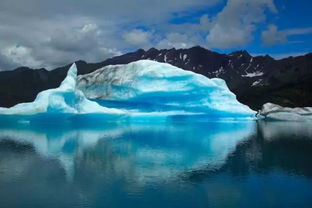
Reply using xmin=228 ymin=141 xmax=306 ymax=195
xmin=78 ymin=60 xmax=255 ymax=116
xmin=259 ymin=103 xmax=312 ymax=121
xmin=0 ymin=61 xmax=255 ymax=118
xmin=0 ymin=63 xmax=124 ymax=115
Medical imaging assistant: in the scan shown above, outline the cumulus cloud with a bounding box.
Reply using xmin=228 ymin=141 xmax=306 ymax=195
xmin=157 ymin=33 xmax=198 ymax=49
xmin=262 ymin=24 xmax=312 ymax=46
xmin=1 ymin=0 xmax=303 ymax=71
xmin=206 ymin=0 xmax=277 ymax=48
xmin=48 ymin=23 xmax=100 ymax=52
xmin=0 ymin=52 xmax=19 ymax=71
xmin=152 ymin=14 xmax=215 ymax=49
xmin=0 ymin=0 xmax=220 ymax=24
xmin=0 ymin=18 xmax=122 ymax=70
xmin=2 ymin=45 xmax=42 ymax=68
xmin=0 ymin=0 xmax=222 ymax=70
xmin=123 ymin=29 xmax=152 ymax=47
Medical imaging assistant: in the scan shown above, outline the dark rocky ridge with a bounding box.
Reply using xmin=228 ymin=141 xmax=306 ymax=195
xmin=0 ymin=46 xmax=311 ymax=110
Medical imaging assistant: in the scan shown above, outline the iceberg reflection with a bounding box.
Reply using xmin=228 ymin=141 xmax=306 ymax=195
xmin=1 ymin=121 xmax=312 ymax=208
xmin=0 ymin=120 xmax=255 ymax=182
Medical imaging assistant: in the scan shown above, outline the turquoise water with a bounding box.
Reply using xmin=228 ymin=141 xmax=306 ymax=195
xmin=0 ymin=118 xmax=311 ymax=208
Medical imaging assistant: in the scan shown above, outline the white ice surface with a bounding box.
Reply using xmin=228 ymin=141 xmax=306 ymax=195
xmin=0 ymin=60 xmax=255 ymax=117
xmin=259 ymin=102 xmax=312 ymax=121
xmin=78 ymin=60 xmax=255 ymax=116
xmin=0 ymin=63 xmax=124 ymax=115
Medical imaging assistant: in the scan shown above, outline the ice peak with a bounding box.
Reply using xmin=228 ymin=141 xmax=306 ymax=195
xmin=60 ymin=63 xmax=77 ymax=91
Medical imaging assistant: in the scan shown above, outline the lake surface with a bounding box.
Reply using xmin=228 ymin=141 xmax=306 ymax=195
xmin=0 ymin=119 xmax=311 ymax=208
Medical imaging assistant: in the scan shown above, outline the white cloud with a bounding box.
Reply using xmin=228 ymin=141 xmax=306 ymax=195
xmin=157 ymin=33 xmax=198 ymax=49
xmin=261 ymin=24 xmax=287 ymax=46
xmin=123 ymin=29 xmax=152 ymax=47
xmin=2 ymin=45 xmax=42 ymax=68
xmin=0 ymin=0 xmax=221 ymax=24
xmin=206 ymin=0 xmax=277 ymax=48
xmin=153 ymin=14 xmax=215 ymax=49
xmin=0 ymin=18 xmax=122 ymax=70
xmin=0 ymin=52 xmax=19 ymax=71
xmin=199 ymin=14 xmax=213 ymax=29
xmin=0 ymin=0 xmax=222 ymax=70
xmin=262 ymin=24 xmax=312 ymax=46
xmin=48 ymin=23 xmax=100 ymax=52
xmin=2 ymin=0 xmax=306 ymax=70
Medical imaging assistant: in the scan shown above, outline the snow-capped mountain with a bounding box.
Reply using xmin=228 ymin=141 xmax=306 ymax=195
xmin=0 ymin=46 xmax=311 ymax=110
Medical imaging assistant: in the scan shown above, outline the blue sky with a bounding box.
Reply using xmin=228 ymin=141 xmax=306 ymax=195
xmin=0 ymin=0 xmax=311 ymax=70
xmin=245 ymin=0 xmax=312 ymax=57
xmin=151 ymin=0 xmax=312 ymax=57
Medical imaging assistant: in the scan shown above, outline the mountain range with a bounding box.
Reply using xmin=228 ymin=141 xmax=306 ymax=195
xmin=0 ymin=46 xmax=311 ymax=110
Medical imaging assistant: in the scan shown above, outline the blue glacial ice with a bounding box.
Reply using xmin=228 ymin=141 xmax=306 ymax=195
xmin=0 ymin=60 xmax=255 ymax=120
xmin=78 ymin=60 xmax=255 ymax=116
xmin=0 ymin=63 xmax=124 ymax=115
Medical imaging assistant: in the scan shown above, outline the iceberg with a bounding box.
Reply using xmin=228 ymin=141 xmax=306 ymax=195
xmin=0 ymin=63 xmax=124 ymax=115
xmin=259 ymin=102 xmax=312 ymax=121
xmin=78 ymin=60 xmax=255 ymax=117
xmin=0 ymin=60 xmax=255 ymax=119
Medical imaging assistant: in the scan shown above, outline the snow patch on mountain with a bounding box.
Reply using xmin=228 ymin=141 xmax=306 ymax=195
xmin=251 ymin=79 xmax=263 ymax=86
xmin=242 ymin=71 xmax=264 ymax=77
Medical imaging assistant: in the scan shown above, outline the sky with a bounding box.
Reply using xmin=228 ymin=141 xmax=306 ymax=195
xmin=0 ymin=0 xmax=311 ymax=71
